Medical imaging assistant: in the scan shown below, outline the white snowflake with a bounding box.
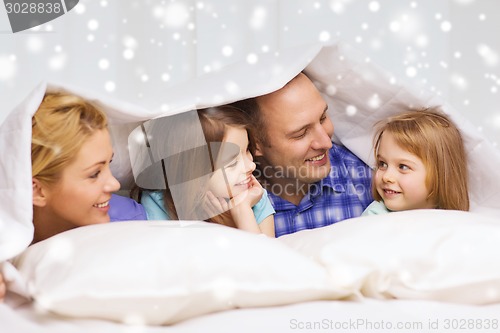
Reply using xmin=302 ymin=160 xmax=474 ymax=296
xmin=48 ymin=53 xmax=67 ymax=71
xmin=346 ymin=105 xmax=357 ymax=116
xmin=88 ymin=19 xmax=99 ymax=31
xmin=123 ymin=49 xmax=135 ymax=60
xmin=156 ymin=3 xmax=190 ymax=28
xmin=222 ymin=46 xmax=233 ymax=57
xmin=161 ymin=73 xmax=171 ymax=82
xmin=406 ymin=66 xmax=418 ymax=78
xmin=250 ymin=6 xmax=267 ymax=30
xmin=477 ymin=44 xmax=499 ymax=66
xmin=368 ymin=94 xmax=382 ymax=109
xmin=368 ymin=1 xmax=380 ymax=12
xmin=26 ymin=36 xmax=43 ymax=53
xmin=246 ymin=53 xmax=258 ymax=64
xmin=98 ymin=59 xmax=110 ymax=70
xmin=74 ymin=3 xmax=85 ymax=14
xmin=319 ymin=31 xmax=331 ymax=42
xmin=225 ymin=81 xmax=240 ymax=95
xmin=440 ymin=21 xmax=452 ymax=32
xmin=450 ymin=74 xmax=468 ymax=90
xmin=0 ymin=55 xmax=16 ymax=81
xmin=105 ymin=81 xmax=116 ymax=92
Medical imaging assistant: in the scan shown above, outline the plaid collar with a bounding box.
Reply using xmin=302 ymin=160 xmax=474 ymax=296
xmin=266 ymin=144 xmax=351 ymax=211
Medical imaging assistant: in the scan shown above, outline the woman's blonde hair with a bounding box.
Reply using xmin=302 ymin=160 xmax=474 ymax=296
xmin=372 ymin=107 xmax=469 ymax=211
xmin=31 ymin=92 xmax=108 ymax=185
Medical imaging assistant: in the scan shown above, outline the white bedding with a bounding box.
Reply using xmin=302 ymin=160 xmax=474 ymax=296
xmin=1 ymin=41 xmax=500 ymax=331
xmin=3 ymin=299 xmax=500 ymax=333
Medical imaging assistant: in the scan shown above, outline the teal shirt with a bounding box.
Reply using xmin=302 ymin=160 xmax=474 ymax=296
xmin=141 ymin=191 xmax=170 ymax=220
xmin=361 ymin=200 xmax=391 ymax=216
xmin=141 ymin=189 xmax=275 ymax=224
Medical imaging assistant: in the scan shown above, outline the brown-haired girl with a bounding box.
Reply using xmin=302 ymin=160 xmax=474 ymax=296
xmin=135 ymin=106 xmax=275 ymax=237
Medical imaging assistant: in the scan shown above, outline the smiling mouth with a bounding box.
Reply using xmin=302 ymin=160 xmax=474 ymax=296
xmin=236 ymin=176 xmax=251 ymax=186
xmin=93 ymin=200 xmax=110 ymax=208
xmin=383 ymin=189 xmax=401 ymax=195
xmin=305 ymin=153 xmax=326 ymax=162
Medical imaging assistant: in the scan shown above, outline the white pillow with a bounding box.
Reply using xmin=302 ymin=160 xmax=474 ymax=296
xmin=12 ymin=221 xmax=351 ymax=325
xmin=279 ymin=209 xmax=500 ymax=305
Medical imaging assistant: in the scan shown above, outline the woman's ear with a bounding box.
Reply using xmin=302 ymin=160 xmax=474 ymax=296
xmin=32 ymin=178 xmax=47 ymax=207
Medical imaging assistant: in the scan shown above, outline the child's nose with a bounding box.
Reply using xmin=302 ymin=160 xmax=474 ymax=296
xmin=243 ymin=153 xmax=256 ymax=174
xmin=382 ymin=168 xmax=396 ymax=183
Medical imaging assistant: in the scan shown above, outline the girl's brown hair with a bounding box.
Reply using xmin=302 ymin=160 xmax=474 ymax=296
xmin=137 ymin=106 xmax=251 ymax=225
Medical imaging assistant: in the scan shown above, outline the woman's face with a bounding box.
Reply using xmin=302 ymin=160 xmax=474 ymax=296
xmin=208 ymin=126 xmax=256 ymax=199
xmin=41 ymin=129 xmax=120 ymax=229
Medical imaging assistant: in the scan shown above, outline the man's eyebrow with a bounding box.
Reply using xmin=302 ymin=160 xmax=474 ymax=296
xmin=287 ymin=124 xmax=310 ymax=137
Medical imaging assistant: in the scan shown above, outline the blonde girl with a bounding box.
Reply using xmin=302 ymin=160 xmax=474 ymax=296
xmin=363 ymin=108 xmax=469 ymax=215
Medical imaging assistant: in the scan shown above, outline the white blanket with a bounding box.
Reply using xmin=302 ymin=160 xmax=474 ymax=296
xmin=1 ymin=41 xmax=500 ymax=325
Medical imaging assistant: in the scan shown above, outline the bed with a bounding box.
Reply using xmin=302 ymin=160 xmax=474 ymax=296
xmin=1 ymin=41 xmax=500 ymax=332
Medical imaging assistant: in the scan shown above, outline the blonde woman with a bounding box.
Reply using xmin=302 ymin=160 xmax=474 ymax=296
xmin=363 ymin=108 xmax=469 ymax=215
xmin=31 ymin=92 xmax=146 ymax=243
xmin=0 ymin=93 xmax=146 ymax=300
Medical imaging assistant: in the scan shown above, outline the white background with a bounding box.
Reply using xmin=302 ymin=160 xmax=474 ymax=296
xmin=1 ymin=0 xmax=499 ymax=149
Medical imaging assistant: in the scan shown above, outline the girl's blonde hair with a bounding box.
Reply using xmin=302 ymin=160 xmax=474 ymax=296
xmin=372 ymin=107 xmax=469 ymax=211
xmin=32 ymin=92 xmax=108 ymax=185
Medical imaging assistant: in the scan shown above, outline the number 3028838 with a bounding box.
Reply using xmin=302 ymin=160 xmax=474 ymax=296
xmin=443 ymin=318 xmax=498 ymax=330
xmin=5 ymin=2 xmax=62 ymax=14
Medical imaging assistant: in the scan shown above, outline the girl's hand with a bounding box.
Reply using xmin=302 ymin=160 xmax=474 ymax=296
xmin=205 ymin=176 xmax=269 ymax=236
xmin=204 ymin=191 xmax=230 ymax=218
xmin=230 ymin=175 xmax=263 ymax=210
xmin=205 ymin=175 xmax=263 ymax=216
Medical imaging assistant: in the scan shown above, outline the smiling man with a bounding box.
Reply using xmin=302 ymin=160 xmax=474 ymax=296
xmin=232 ymin=73 xmax=373 ymax=237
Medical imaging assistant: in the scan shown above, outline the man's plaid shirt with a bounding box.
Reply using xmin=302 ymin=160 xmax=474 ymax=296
xmin=267 ymin=143 xmax=373 ymax=237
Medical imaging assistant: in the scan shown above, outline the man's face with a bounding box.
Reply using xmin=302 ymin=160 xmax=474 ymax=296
xmin=255 ymin=73 xmax=334 ymax=188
